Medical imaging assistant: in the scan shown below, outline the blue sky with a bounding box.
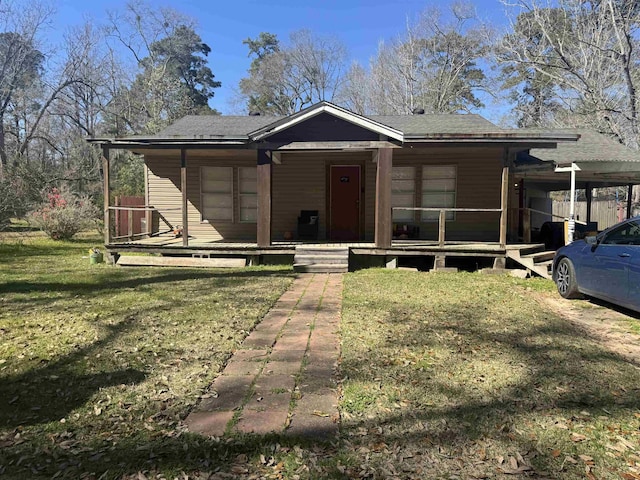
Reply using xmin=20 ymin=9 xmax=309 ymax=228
xmin=55 ymin=0 xmax=513 ymax=121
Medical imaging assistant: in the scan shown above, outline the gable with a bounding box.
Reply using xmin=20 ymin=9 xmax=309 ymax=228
xmin=263 ymin=112 xmax=383 ymax=143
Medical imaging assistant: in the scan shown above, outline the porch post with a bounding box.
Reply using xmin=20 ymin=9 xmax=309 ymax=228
xmin=375 ymin=148 xmax=393 ymax=248
xmin=499 ymin=151 xmax=511 ymax=248
xmin=180 ymin=149 xmax=189 ymax=247
xmin=257 ymin=149 xmax=272 ymax=247
xmin=628 ymin=184 xmax=634 ymax=219
xmin=585 ymin=182 xmax=592 ymax=224
xmin=102 ymin=145 xmax=111 ymax=245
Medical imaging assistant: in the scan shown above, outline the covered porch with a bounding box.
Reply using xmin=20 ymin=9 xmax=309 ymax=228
xmin=91 ymin=102 xmax=579 ymax=275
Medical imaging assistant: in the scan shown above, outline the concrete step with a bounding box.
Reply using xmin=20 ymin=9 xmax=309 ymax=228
xmin=294 ymin=246 xmax=349 ymax=256
xmin=293 ymin=254 xmax=348 ymax=265
xmin=293 ymin=263 xmax=349 ymax=273
xmin=117 ymin=255 xmax=246 ymax=268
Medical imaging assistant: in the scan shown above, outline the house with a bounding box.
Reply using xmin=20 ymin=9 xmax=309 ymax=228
xmin=90 ymin=101 xmax=582 ymax=274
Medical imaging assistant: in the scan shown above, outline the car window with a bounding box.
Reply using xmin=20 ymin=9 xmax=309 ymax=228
xmin=602 ymin=220 xmax=640 ymax=245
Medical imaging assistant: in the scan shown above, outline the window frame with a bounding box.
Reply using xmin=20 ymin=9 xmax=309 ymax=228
xmin=421 ymin=165 xmax=457 ymax=222
xmin=391 ymin=166 xmax=416 ymax=223
xmin=238 ymin=166 xmax=257 ymax=224
xmin=200 ymin=166 xmax=234 ymax=223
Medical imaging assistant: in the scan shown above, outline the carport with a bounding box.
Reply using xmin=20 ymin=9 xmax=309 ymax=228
xmin=512 ymin=129 xmax=640 ymax=244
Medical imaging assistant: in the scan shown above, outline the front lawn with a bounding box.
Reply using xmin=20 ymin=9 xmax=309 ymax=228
xmin=3 ymin=237 xmax=640 ymax=479
xmin=0 ymin=236 xmax=294 ymax=479
xmin=339 ymin=270 xmax=640 ymax=479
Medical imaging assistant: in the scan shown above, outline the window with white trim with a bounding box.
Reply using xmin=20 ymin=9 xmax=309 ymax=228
xmin=392 ymin=166 xmax=416 ymax=222
xmin=238 ymin=167 xmax=257 ymax=223
xmin=421 ymin=165 xmax=456 ymax=221
xmin=201 ymin=166 xmax=233 ymax=222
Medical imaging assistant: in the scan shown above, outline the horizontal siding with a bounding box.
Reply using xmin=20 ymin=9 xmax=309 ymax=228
xmin=391 ymin=147 xmax=503 ymax=242
xmin=272 ymin=154 xmax=326 ymax=240
xmin=146 ymin=151 xmax=258 ymax=242
xmin=144 ymin=146 xmax=505 ymax=243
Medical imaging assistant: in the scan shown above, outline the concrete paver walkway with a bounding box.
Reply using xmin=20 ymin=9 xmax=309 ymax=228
xmin=185 ymin=273 xmax=342 ymax=438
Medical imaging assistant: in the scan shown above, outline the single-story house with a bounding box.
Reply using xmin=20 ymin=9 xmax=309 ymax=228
xmin=91 ymin=101 xmax=595 ymax=274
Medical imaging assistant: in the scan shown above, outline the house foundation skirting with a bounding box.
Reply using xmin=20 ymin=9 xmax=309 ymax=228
xmin=104 ymin=240 xmax=547 ymax=273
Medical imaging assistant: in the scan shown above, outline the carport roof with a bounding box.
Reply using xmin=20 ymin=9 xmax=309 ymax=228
xmin=526 ymin=128 xmax=640 ymax=165
xmin=514 ymin=128 xmax=640 ymax=189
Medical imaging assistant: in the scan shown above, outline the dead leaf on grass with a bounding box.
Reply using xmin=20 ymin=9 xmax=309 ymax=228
xmin=571 ymin=433 xmax=587 ymax=442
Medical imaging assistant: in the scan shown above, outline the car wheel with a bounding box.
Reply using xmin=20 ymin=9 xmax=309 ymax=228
xmin=555 ymin=257 xmax=582 ymax=299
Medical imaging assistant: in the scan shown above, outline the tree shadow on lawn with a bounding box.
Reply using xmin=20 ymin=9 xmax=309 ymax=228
xmin=0 ymin=430 xmax=339 ymax=479
xmin=0 ymin=317 xmax=146 ymax=430
xmin=0 ymin=268 xmax=294 ymax=306
xmin=340 ymin=296 xmax=640 ymax=476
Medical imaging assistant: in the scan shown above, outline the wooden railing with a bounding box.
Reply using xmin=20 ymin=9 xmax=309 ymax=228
xmin=392 ymin=207 xmax=502 ymax=247
xmin=516 ymin=208 xmax=587 ymax=244
xmin=107 ymin=206 xmax=179 ymax=241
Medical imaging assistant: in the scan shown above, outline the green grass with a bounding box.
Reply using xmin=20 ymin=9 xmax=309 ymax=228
xmin=0 ymin=235 xmax=298 ymax=479
xmin=339 ymin=269 xmax=640 ymax=479
xmin=4 ymin=238 xmax=640 ymax=479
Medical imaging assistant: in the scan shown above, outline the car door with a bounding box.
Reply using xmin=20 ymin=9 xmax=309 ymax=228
xmin=580 ymin=221 xmax=639 ymax=304
xmin=622 ymin=221 xmax=640 ymax=311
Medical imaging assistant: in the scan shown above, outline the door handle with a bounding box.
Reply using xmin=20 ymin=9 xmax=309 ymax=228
xmin=619 ymin=253 xmax=631 ymax=258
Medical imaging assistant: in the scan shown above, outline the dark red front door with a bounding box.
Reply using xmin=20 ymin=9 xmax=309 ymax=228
xmin=330 ymin=165 xmax=360 ymax=241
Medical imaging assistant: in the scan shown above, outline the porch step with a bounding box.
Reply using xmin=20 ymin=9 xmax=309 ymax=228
xmin=505 ymin=245 xmax=555 ymax=280
xmin=293 ymin=246 xmax=349 ymax=273
xmin=294 ymin=264 xmax=349 ymax=273
xmin=116 ymin=255 xmax=246 ymax=268
xmin=521 ymin=251 xmax=556 ymax=263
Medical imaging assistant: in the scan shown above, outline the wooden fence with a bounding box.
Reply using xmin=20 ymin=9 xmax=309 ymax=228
xmin=552 ymin=200 xmax=628 ymax=230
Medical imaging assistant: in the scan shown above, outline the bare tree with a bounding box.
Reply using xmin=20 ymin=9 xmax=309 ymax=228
xmin=355 ymin=2 xmax=492 ymax=115
xmin=498 ymin=0 xmax=640 ymax=146
xmin=238 ymin=30 xmax=348 ymax=115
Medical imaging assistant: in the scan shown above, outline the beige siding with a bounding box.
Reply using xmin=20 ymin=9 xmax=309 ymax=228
xmin=391 ymin=147 xmax=504 ymax=242
xmin=146 ymin=150 xmax=258 ymax=241
xmin=144 ymin=145 xmax=505 ymax=243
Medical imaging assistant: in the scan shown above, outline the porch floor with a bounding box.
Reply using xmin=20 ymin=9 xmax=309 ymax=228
xmin=106 ymin=235 xmax=553 ymax=276
xmin=106 ymin=234 xmax=544 ymax=259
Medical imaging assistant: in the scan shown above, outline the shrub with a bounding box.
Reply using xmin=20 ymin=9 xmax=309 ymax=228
xmin=28 ymin=187 xmax=99 ymax=240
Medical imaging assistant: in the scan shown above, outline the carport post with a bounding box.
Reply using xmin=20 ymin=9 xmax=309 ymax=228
xmin=628 ymin=184 xmax=634 ymax=219
xmin=555 ymin=163 xmax=580 ymax=243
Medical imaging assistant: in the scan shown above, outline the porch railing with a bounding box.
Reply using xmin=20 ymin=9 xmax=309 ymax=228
xmin=515 ymin=208 xmax=587 ymax=244
xmin=392 ymin=207 xmax=502 ymax=247
xmin=107 ymin=206 xmax=180 ymax=241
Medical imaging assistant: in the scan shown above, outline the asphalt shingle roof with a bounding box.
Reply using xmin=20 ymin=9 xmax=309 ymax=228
xmin=526 ymin=128 xmax=640 ymax=164
xmin=154 ymin=112 xmax=504 ymax=139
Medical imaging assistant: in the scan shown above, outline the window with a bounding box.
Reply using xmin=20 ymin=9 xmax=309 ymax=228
xmin=238 ymin=167 xmax=257 ymax=223
xmin=422 ymin=165 xmax=456 ymax=221
xmin=602 ymin=220 xmax=640 ymax=245
xmin=392 ymin=166 xmax=415 ymax=222
xmin=201 ymin=167 xmax=233 ymax=222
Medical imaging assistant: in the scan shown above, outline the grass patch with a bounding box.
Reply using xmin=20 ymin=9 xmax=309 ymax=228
xmin=339 ymin=269 xmax=640 ymax=479
xmin=0 ymin=235 xmax=297 ymax=479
